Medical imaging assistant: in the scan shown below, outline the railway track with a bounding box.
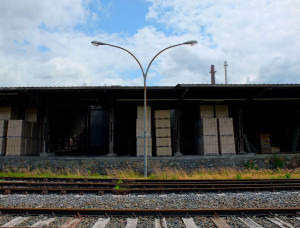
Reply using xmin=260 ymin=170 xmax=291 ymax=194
xmin=1 ymin=177 xmax=300 ymax=194
xmin=0 ymin=207 xmax=300 ymax=227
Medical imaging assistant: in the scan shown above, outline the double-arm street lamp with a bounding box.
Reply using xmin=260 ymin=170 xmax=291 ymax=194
xmin=91 ymin=40 xmax=198 ymax=177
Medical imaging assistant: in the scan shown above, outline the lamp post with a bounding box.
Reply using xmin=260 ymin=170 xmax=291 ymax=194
xmin=91 ymin=40 xmax=198 ymax=177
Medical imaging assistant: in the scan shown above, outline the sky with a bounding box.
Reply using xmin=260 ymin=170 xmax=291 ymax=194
xmin=0 ymin=0 xmax=299 ymax=87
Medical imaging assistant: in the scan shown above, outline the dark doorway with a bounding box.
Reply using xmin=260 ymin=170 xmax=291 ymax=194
xmin=89 ymin=106 xmax=109 ymax=155
xmin=49 ymin=107 xmax=87 ymax=155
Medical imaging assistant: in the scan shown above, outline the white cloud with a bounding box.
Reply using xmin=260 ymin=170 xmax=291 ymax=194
xmin=146 ymin=0 xmax=300 ymax=84
xmin=0 ymin=0 xmax=299 ymax=87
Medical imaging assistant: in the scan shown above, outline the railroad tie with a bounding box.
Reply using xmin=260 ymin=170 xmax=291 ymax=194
xmin=211 ymin=217 xmax=231 ymax=228
xmin=60 ymin=217 xmax=82 ymax=228
xmin=182 ymin=218 xmax=197 ymax=228
xmin=154 ymin=218 xmax=167 ymax=228
xmin=91 ymin=218 xmax=110 ymax=228
xmin=0 ymin=216 xmax=29 ymax=227
xmin=30 ymin=218 xmax=56 ymax=227
xmin=238 ymin=217 xmax=264 ymax=228
xmin=266 ymin=217 xmax=295 ymax=228
xmin=124 ymin=218 xmax=138 ymax=228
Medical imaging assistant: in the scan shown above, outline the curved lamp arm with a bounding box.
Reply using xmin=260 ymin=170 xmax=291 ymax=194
xmin=91 ymin=41 xmax=145 ymax=77
xmin=91 ymin=40 xmax=197 ymax=79
xmin=144 ymin=40 xmax=198 ymax=79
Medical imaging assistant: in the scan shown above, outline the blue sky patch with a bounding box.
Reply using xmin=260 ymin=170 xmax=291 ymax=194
xmin=38 ymin=45 xmax=50 ymax=53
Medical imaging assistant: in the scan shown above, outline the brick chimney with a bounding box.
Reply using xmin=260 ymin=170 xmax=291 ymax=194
xmin=210 ymin=65 xmax=216 ymax=84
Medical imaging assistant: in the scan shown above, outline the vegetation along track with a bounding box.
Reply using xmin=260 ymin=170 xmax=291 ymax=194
xmin=1 ymin=177 xmax=300 ymax=194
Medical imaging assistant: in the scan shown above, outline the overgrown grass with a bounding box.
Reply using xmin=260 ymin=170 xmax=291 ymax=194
xmin=0 ymin=168 xmax=108 ymax=179
xmin=0 ymin=167 xmax=300 ymax=180
xmin=146 ymin=167 xmax=300 ymax=180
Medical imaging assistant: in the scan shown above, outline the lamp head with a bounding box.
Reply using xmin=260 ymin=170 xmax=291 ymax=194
xmin=183 ymin=40 xmax=198 ymax=46
xmin=91 ymin=41 xmax=107 ymax=46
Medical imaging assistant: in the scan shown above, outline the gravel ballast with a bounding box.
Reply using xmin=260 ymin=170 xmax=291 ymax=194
xmin=0 ymin=191 xmax=300 ymax=227
xmin=0 ymin=191 xmax=299 ymax=209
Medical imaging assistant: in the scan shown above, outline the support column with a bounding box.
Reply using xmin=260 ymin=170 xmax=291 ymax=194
xmin=108 ymin=105 xmax=116 ymax=156
xmin=174 ymin=103 xmax=182 ymax=156
xmin=40 ymin=108 xmax=49 ymax=157
xmin=238 ymin=107 xmax=245 ymax=153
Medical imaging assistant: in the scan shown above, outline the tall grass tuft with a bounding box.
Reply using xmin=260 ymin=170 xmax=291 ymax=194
xmin=1 ymin=167 xmax=300 ymax=180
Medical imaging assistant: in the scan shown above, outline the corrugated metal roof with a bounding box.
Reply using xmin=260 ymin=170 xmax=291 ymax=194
xmin=0 ymin=83 xmax=300 ymax=91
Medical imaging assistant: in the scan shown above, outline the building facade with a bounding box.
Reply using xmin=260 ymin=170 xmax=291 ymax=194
xmin=0 ymin=84 xmax=300 ymax=157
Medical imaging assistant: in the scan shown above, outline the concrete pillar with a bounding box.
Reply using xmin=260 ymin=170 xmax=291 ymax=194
xmin=108 ymin=105 xmax=116 ymax=156
xmin=174 ymin=104 xmax=182 ymax=156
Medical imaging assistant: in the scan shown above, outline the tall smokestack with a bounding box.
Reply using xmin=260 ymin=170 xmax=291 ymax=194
xmin=210 ymin=65 xmax=216 ymax=84
xmin=224 ymin=61 xmax=228 ymax=84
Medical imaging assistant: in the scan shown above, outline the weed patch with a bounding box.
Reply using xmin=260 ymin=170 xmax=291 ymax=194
xmin=1 ymin=166 xmax=300 ymax=180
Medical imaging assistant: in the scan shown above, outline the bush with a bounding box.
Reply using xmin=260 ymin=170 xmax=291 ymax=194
xmin=272 ymin=156 xmax=285 ymax=169
xmin=244 ymin=161 xmax=258 ymax=170
xmin=234 ymin=174 xmax=242 ymax=179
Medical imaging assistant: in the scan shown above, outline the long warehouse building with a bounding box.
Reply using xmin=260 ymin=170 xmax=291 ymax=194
xmin=0 ymin=84 xmax=300 ymax=157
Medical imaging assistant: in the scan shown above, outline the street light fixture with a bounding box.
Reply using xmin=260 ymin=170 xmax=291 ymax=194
xmin=92 ymin=40 xmax=198 ymax=177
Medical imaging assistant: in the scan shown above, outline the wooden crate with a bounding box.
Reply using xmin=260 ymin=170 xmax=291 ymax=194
xmin=155 ymin=119 xmax=171 ymax=128
xmin=156 ymin=137 xmax=172 ymax=147
xmin=219 ymin=135 xmax=236 ymax=154
xmin=137 ymin=147 xmax=152 ymax=156
xmin=6 ymin=138 xmax=26 ymax=156
xmin=137 ymin=106 xmax=151 ymax=120
xmin=136 ymin=137 xmax=152 ymax=147
xmin=136 ymin=137 xmax=152 ymax=156
xmin=155 ymin=128 xmax=171 ymax=138
xmin=260 ymin=133 xmax=271 ymax=153
xmin=199 ymin=105 xmax=214 ymax=118
xmin=218 ymin=118 xmax=234 ymax=136
xmin=215 ymin=105 xmax=229 ymax=118
xmin=154 ymin=110 xmax=171 ymax=119
xmin=197 ymin=136 xmax=219 ymax=155
xmin=156 ymin=147 xmax=172 ymax=156
xmin=7 ymin=120 xmax=32 ymax=137
xmin=136 ymin=119 xmax=151 ymax=137
xmin=199 ymin=118 xmax=218 ymax=136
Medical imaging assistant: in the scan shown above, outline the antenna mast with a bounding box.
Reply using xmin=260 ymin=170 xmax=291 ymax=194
xmin=224 ymin=61 xmax=228 ymax=84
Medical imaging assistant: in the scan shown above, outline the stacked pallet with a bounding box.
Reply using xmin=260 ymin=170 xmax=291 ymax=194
xmin=218 ymin=118 xmax=236 ymax=154
xmin=198 ymin=118 xmax=219 ymax=155
xmin=197 ymin=105 xmax=218 ymax=155
xmin=0 ymin=120 xmax=8 ymax=156
xmin=260 ymin=133 xmax=271 ymax=153
xmin=197 ymin=105 xmax=236 ymax=155
xmin=200 ymin=105 xmax=214 ymax=118
xmin=136 ymin=106 xmax=152 ymax=156
xmin=155 ymin=110 xmax=172 ymax=156
xmin=216 ymin=105 xmax=236 ymax=154
xmin=6 ymin=120 xmax=33 ymax=156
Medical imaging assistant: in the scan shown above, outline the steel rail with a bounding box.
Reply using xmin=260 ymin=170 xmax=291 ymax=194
xmin=1 ymin=185 xmax=300 ymax=194
xmin=0 ymin=207 xmax=299 ymax=217
xmin=1 ymin=181 xmax=300 ymax=188
xmin=1 ymin=177 xmax=300 ymax=184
